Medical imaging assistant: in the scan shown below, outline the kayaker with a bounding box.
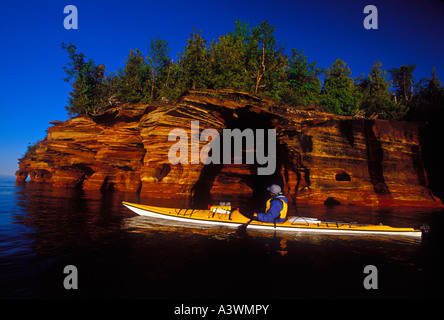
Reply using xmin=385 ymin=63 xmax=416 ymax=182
xmin=253 ymin=184 xmax=288 ymax=223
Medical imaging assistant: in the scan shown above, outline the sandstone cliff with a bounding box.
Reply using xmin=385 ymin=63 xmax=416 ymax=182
xmin=16 ymin=89 xmax=443 ymax=208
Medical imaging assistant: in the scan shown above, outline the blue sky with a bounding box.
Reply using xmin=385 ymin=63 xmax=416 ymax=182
xmin=0 ymin=0 xmax=443 ymax=176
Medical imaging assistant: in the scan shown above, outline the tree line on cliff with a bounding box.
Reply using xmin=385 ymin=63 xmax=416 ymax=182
xmin=62 ymin=20 xmax=444 ymax=123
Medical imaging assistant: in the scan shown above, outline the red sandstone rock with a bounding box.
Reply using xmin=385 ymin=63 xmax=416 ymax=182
xmin=16 ymin=89 xmax=443 ymax=208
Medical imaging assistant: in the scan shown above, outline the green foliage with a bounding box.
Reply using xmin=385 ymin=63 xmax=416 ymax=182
xmin=408 ymin=68 xmax=444 ymax=123
xmin=388 ymin=63 xmax=416 ymax=103
xmin=283 ymin=49 xmax=323 ymax=106
xmin=250 ymin=21 xmax=287 ymax=97
xmin=114 ymin=49 xmax=149 ymax=103
xmin=321 ymin=59 xmax=362 ymax=116
xmin=210 ymin=32 xmax=249 ymax=91
xmin=208 ymin=19 xmax=288 ymax=101
xmin=62 ymin=43 xmax=108 ymax=116
xmin=61 ymin=21 xmax=440 ymax=123
xmin=147 ymin=36 xmax=171 ymax=101
xmin=358 ymin=61 xmax=407 ymax=120
xmin=180 ymin=28 xmax=211 ymax=90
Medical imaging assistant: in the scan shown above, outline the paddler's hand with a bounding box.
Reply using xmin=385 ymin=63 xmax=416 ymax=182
xmin=253 ymin=213 xmax=258 ymax=218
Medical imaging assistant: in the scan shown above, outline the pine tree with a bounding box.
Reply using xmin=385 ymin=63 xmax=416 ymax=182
xmin=147 ymin=36 xmax=171 ymax=101
xmin=321 ymin=59 xmax=361 ymax=115
xmin=62 ymin=42 xmax=108 ymax=116
xmin=358 ymin=61 xmax=406 ymax=119
xmin=210 ymin=33 xmax=247 ymax=91
xmin=115 ymin=49 xmax=149 ymax=103
xmin=388 ymin=63 xmax=416 ymax=103
xmin=180 ymin=28 xmax=211 ymax=90
xmin=284 ymin=49 xmax=323 ymax=106
xmin=409 ymin=68 xmax=444 ymax=122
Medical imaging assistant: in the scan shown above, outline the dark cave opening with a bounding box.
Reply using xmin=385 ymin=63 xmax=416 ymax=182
xmin=335 ymin=170 xmax=351 ymax=182
xmin=191 ymin=106 xmax=285 ymax=211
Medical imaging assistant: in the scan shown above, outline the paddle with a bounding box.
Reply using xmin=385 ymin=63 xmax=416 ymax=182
xmin=236 ymin=212 xmax=256 ymax=234
xmin=236 ymin=218 xmax=252 ymax=235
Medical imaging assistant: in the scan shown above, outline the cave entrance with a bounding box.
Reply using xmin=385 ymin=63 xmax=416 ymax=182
xmin=335 ymin=170 xmax=351 ymax=181
xmin=191 ymin=106 xmax=285 ymax=212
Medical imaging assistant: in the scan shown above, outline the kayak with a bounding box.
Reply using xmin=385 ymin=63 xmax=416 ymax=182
xmin=122 ymin=201 xmax=424 ymax=238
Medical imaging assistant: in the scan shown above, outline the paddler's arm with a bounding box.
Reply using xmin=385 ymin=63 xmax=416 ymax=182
xmin=254 ymin=200 xmax=283 ymax=222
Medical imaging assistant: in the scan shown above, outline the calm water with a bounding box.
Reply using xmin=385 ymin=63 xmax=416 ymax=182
xmin=1 ymin=175 xmax=444 ymax=300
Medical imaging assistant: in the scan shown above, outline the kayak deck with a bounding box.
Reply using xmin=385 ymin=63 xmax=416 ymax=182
xmin=122 ymin=202 xmax=423 ymax=238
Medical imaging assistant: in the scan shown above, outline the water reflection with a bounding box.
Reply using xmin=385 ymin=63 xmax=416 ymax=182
xmin=123 ymin=212 xmax=423 ymax=260
xmin=3 ymin=178 xmax=443 ymax=299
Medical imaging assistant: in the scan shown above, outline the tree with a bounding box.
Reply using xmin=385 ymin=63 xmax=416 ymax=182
xmin=147 ymin=36 xmax=171 ymax=101
xmin=209 ymin=19 xmax=257 ymax=93
xmin=115 ymin=48 xmax=149 ymax=103
xmin=62 ymin=42 xmax=108 ymax=116
xmin=283 ymin=49 xmax=323 ymax=106
xmin=388 ymin=63 xmax=416 ymax=103
xmin=209 ymin=19 xmax=288 ymax=98
xmin=62 ymin=22 xmax=436 ymax=121
xmin=180 ymin=28 xmax=211 ymax=90
xmin=321 ymin=59 xmax=362 ymax=115
xmin=408 ymin=68 xmax=444 ymax=122
xmin=249 ymin=21 xmax=287 ymax=96
xmin=358 ymin=61 xmax=406 ymax=119
xmin=210 ymin=32 xmax=248 ymax=91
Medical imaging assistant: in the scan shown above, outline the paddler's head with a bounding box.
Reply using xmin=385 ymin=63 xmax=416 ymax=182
xmin=267 ymin=184 xmax=281 ymax=197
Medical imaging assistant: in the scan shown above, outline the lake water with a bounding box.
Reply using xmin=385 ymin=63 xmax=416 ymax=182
xmin=1 ymin=175 xmax=444 ymax=301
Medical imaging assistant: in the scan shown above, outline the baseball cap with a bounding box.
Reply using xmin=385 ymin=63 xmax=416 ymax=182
xmin=267 ymin=184 xmax=281 ymax=195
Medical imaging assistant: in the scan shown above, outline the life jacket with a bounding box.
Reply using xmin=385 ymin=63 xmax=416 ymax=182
xmin=265 ymin=195 xmax=288 ymax=220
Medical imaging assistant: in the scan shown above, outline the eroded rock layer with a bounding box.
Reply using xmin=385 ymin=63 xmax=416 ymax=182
xmin=16 ymin=89 xmax=443 ymax=208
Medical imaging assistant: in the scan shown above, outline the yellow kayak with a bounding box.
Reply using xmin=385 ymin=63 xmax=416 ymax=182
xmin=122 ymin=202 xmax=424 ymax=238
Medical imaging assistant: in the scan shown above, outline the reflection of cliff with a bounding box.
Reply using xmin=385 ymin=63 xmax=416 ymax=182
xmin=16 ymin=89 xmax=443 ymax=208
